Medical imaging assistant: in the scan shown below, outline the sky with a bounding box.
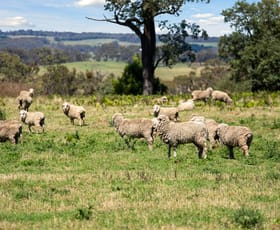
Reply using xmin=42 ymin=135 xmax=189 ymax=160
xmin=0 ymin=0 xmax=261 ymax=36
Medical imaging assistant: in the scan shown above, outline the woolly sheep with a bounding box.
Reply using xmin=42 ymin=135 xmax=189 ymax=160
xmin=112 ymin=113 xmax=155 ymax=150
xmin=191 ymin=87 xmax=213 ymax=102
xmin=62 ymin=102 xmax=86 ymax=126
xmin=211 ymin=90 xmax=233 ymax=104
xmin=153 ymin=104 xmax=179 ymax=121
xmin=153 ymin=96 xmax=168 ymax=105
xmin=177 ymin=99 xmax=195 ymax=111
xmin=153 ymin=114 xmax=208 ymax=159
xmin=215 ymin=123 xmax=253 ymax=159
xmin=17 ymin=88 xmax=34 ymax=111
xmin=190 ymin=115 xmax=219 ymax=149
xmin=19 ymin=110 xmax=45 ymax=133
xmin=0 ymin=120 xmax=22 ymax=144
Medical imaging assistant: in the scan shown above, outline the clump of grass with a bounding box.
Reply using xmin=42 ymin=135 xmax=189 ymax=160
xmin=75 ymin=204 xmax=93 ymax=220
xmin=232 ymin=207 xmax=264 ymax=229
xmin=0 ymin=109 xmax=6 ymax=120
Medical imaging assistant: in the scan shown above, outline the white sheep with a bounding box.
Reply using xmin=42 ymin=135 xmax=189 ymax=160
xmin=215 ymin=123 xmax=253 ymax=159
xmin=112 ymin=113 xmax=155 ymax=150
xmin=153 ymin=104 xmax=179 ymax=121
xmin=17 ymin=88 xmax=34 ymax=111
xmin=19 ymin=110 xmax=45 ymax=133
xmin=191 ymin=87 xmax=213 ymax=102
xmin=153 ymin=114 xmax=208 ymax=159
xmin=62 ymin=102 xmax=86 ymax=126
xmin=0 ymin=120 xmax=22 ymax=144
xmin=177 ymin=99 xmax=195 ymax=112
xmin=153 ymin=96 xmax=168 ymax=105
xmin=211 ymin=90 xmax=233 ymax=104
xmin=190 ymin=115 xmax=219 ymax=149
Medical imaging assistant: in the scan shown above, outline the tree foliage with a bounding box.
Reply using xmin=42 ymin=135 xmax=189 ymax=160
xmin=89 ymin=0 xmax=209 ymax=94
xmin=219 ymin=0 xmax=280 ymax=91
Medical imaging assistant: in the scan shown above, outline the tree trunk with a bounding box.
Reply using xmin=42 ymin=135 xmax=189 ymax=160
xmin=141 ymin=18 xmax=156 ymax=95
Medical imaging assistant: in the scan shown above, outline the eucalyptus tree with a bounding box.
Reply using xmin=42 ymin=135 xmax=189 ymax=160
xmin=87 ymin=0 xmax=209 ymax=95
xmin=219 ymin=0 xmax=280 ymax=91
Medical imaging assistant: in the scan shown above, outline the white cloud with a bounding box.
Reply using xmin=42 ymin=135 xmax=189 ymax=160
xmin=74 ymin=0 xmax=105 ymax=7
xmin=0 ymin=16 xmax=34 ymax=27
xmin=192 ymin=13 xmax=215 ymax=19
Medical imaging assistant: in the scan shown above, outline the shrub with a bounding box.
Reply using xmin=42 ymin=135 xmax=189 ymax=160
xmin=232 ymin=207 xmax=264 ymax=229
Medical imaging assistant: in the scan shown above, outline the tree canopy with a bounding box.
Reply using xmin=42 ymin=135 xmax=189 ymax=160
xmin=88 ymin=0 xmax=209 ymax=95
xmin=219 ymin=0 xmax=280 ymax=91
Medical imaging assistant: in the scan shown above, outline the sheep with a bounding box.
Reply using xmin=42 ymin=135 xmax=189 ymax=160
xmin=211 ymin=90 xmax=233 ymax=104
xmin=215 ymin=123 xmax=253 ymax=159
xmin=153 ymin=114 xmax=208 ymax=159
xmin=177 ymin=99 xmax=195 ymax=112
xmin=0 ymin=120 xmax=22 ymax=144
xmin=190 ymin=115 xmax=220 ymax=149
xmin=153 ymin=104 xmax=179 ymax=121
xmin=62 ymin=102 xmax=86 ymax=126
xmin=153 ymin=96 xmax=168 ymax=105
xmin=17 ymin=88 xmax=34 ymax=111
xmin=191 ymin=87 xmax=213 ymax=102
xmin=19 ymin=110 xmax=45 ymax=133
xmin=112 ymin=113 xmax=155 ymax=150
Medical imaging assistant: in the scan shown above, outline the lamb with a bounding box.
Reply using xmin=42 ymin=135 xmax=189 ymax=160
xmin=190 ymin=115 xmax=219 ymax=149
xmin=215 ymin=123 xmax=253 ymax=159
xmin=153 ymin=114 xmax=208 ymax=159
xmin=191 ymin=87 xmax=213 ymax=102
xmin=17 ymin=88 xmax=34 ymax=111
xmin=19 ymin=110 xmax=45 ymax=133
xmin=112 ymin=113 xmax=155 ymax=150
xmin=62 ymin=102 xmax=86 ymax=126
xmin=211 ymin=90 xmax=233 ymax=104
xmin=0 ymin=120 xmax=22 ymax=144
xmin=177 ymin=99 xmax=195 ymax=111
xmin=153 ymin=104 xmax=179 ymax=121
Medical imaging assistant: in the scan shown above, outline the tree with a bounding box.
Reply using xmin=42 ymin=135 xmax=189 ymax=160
xmin=219 ymin=0 xmax=280 ymax=91
xmin=113 ymin=54 xmax=167 ymax=95
xmin=87 ymin=0 xmax=209 ymax=95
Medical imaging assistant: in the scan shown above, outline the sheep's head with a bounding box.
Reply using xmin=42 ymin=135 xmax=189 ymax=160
xmin=112 ymin=113 xmax=124 ymax=128
xmin=29 ymin=88 xmax=34 ymax=97
xmin=152 ymin=104 xmax=160 ymax=117
xmin=62 ymin=102 xmax=70 ymax=114
xmin=19 ymin=110 xmax=27 ymax=121
xmin=215 ymin=123 xmax=228 ymax=140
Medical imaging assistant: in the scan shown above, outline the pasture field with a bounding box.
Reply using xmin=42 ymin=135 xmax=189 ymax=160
xmin=45 ymin=61 xmax=203 ymax=81
xmin=0 ymin=94 xmax=280 ymax=229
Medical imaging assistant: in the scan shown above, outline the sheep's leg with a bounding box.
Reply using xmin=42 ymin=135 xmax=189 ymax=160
xmin=28 ymin=124 xmax=32 ymax=133
xmin=168 ymin=145 xmax=171 ymax=158
xmin=228 ymin=146 xmax=235 ymax=159
xmin=240 ymin=145 xmax=249 ymax=157
xmin=70 ymin=118 xmax=74 ymax=125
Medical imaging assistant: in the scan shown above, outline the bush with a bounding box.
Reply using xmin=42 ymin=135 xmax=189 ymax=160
xmin=233 ymin=207 xmax=264 ymax=229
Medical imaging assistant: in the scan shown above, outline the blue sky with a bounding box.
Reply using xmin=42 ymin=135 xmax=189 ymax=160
xmin=0 ymin=0 xmax=260 ymax=36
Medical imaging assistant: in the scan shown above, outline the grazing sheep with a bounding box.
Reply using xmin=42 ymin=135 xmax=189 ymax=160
xmin=190 ymin=115 xmax=219 ymax=149
xmin=153 ymin=104 xmax=179 ymax=121
xmin=62 ymin=102 xmax=86 ymax=126
xmin=191 ymin=87 xmax=213 ymax=102
xmin=153 ymin=96 xmax=168 ymax=105
xmin=153 ymin=114 xmax=208 ymax=159
xmin=215 ymin=123 xmax=253 ymax=159
xmin=211 ymin=90 xmax=233 ymax=104
xmin=177 ymin=99 xmax=195 ymax=112
xmin=19 ymin=110 xmax=45 ymax=133
xmin=112 ymin=113 xmax=155 ymax=150
xmin=17 ymin=88 xmax=34 ymax=111
xmin=0 ymin=120 xmax=22 ymax=144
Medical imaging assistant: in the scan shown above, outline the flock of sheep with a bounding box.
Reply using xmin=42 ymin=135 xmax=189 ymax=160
xmin=0 ymin=87 xmax=253 ymax=160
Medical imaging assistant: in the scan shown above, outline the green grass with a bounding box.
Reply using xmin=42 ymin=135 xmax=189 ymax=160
xmin=0 ymin=96 xmax=279 ymax=229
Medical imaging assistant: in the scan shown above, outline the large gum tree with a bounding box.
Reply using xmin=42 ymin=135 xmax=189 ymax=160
xmin=87 ymin=0 xmax=209 ymax=95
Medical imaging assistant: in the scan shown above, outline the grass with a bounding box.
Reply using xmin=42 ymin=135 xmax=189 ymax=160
xmin=0 ymin=95 xmax=280 ymax=229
